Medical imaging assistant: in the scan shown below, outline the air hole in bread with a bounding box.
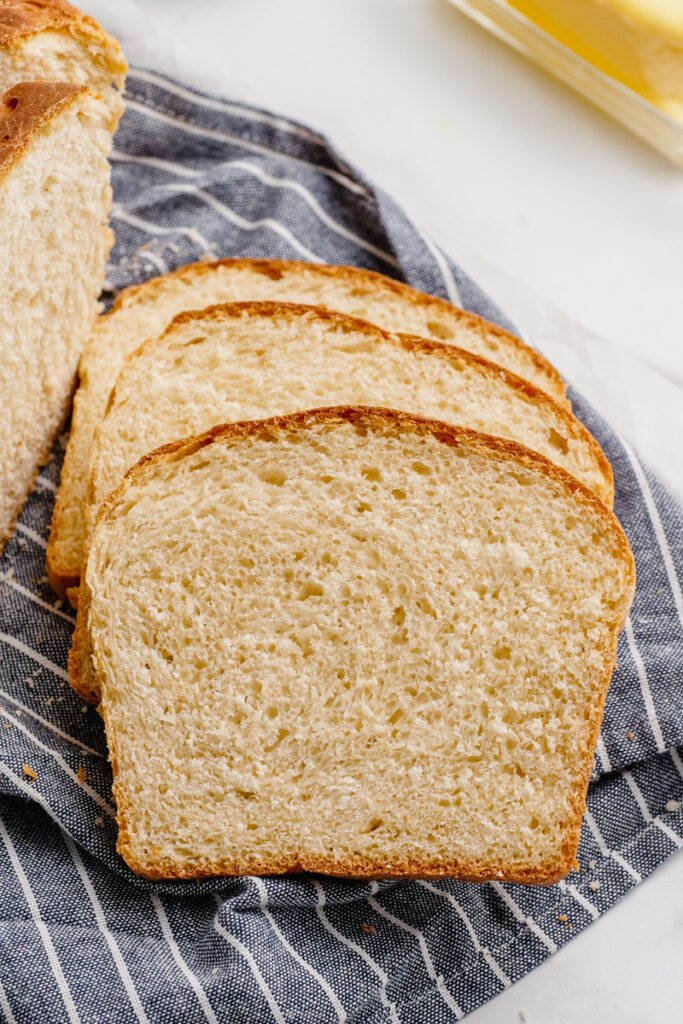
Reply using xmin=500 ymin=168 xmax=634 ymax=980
xmin=391 ymin=606 xmax=405 ymax=627
xmin=426 ymin=320 xmax=454 ymax=341
xmin=416 ymin=597 xmax=437 ymax=619
xmin=362 ymin=818 xmax=384 ymax=833
xmin=548 ymin=428 xmax=569 ymax=455
xmin=258 ymin=466 xmax=287 ymax=486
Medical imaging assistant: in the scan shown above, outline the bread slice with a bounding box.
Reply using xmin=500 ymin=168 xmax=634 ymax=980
xmin=86 ymin=407 xmax=635 ymax=882
xmin=0 ymin=0 xmax=127 ymax=129
xmin=47 ymin=258 xmax=567 ymax=598
xmin=70 ymin=301 xmax=611 ymax=704
xmin=0 ymin=82 xmax=112 ymax=554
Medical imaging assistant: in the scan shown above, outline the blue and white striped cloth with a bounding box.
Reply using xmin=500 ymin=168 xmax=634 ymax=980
xmin=0 ymin=68 xmax=681 ymax=1024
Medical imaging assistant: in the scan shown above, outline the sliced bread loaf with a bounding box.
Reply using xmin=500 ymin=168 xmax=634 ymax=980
xmin=70 ymin=301 xmax=611 ymax=704
xmin=0 ymin=82 xmax=112 ymax=554
xmin=0 ymin=0 xmax=127 ymax=128
xmin=86 ymin=407 xmax=635 ymax=882
xmin=48 ymin=258 xmax=567 ymax=597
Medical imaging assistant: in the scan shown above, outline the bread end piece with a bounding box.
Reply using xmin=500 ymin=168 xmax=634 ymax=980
xmin=0 ymin=1 xmax=127 ymax=129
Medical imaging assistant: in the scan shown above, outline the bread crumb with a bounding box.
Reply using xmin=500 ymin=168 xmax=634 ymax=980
xmin=95 ymin=816 xmax=104 ymax=827
xmin=81 ymin=705 xmax=89 ymax=714
xmin=361 ymin=923 xmax=374 ymax=934
xmin=588 ymin=859 xmax=597 ymax=869
xmin=665 ymin=799 xmax=681 ymax=813
xmin=24 ymin=678 xmax=34 ymax=689
xmin=77 ymin=766 xmax=86 ymax=783
xmin=558 ymin=914 xmax=568 ymax=923
xmin=627 ymin=731 xmax=634 ymax=740
xmin=3 ymin=723 xmax=9 ymax=729
xmin=589 ymin=881 xmax=600 ymax=892
xmin=22 ymin=764 xmax=37 ymax=780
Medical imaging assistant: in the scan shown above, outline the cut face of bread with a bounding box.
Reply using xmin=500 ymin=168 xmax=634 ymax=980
xmin=47 ymin=258 xmax=567 ymax=597
xmin=0 ymin=0 xmax=127 ymax=129
xmin=70 ymin=301 xmax=611 ymax=704
xmin=87 ymin=408 xmax=635 ymax=882
xmin=0 ymin=82 xmax=112 ymax=553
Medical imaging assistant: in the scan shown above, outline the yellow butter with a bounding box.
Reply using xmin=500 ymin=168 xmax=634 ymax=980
xmin=507 ymin=0 xmax=683 ymax=120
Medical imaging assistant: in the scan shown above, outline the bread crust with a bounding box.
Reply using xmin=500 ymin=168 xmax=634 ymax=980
xmin=90 ymin=406 xmax=635 ymax=883
xmin=48 ymin=258 xmax=570 ymax=597
xmin=152 ymin=300 xmax=612 ymax=504
xmin=110 ymin=257 xmax=568 ymax=402
xmin=0 ymin=81 xmax=83 ymax=181
xmin=0 ymin=0 xmax=79 ymax=43
xmin=0 ymin=0 xmax=127 ymax=86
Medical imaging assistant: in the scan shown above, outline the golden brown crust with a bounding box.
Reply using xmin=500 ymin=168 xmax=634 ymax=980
xmin=109 ymin=257 xmax=567 ymax=402
xmin=118 ymin=840 xmax=572 ymax=885
xmin=151 ymin=300 xmax=612 ymax=505
xmin=0 ymin=81 xmax=83 ymax=182
xmin=107 ymin=406 xmax=630 ymax=564
xmin=0 ymin=0 xmax=127 ymax=85
xmin=0 ymin=0 xmax=78 ymax=43
xmin=93 ymin=406 xmax=634 ymax=883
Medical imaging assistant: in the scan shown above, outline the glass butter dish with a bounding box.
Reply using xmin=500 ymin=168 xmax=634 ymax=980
xmin=446 ymin=0 xmax=683 ymax=165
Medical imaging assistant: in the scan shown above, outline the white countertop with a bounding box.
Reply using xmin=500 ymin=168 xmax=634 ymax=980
xmin=104 ymin=1 xmax=683 ymax=1018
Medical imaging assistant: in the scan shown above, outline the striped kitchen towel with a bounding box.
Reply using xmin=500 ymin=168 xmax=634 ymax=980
xmin=0 ymin=68 xmax=681 ymax=1024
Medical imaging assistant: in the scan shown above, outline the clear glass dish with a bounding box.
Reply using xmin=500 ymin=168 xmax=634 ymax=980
xmin=445 ymin=0 xmax=683 ymax=166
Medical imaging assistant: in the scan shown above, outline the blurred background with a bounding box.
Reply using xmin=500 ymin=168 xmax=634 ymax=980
xmin=136 ymin=0 xmax=683 ymax=384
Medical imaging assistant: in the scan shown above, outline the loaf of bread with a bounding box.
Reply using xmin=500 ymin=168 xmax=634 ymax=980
xmin=0 ymin=82 xmax=112 ymax=554
xmin=48 ymin=258 xmax=568 ymax=598
xmin=0 ymin=0 xmax=127 ymax=128
xmin=86 ymin=407 xmax=634 ymax=882
xmin=69 ymin=301 xmax=611 ymax=704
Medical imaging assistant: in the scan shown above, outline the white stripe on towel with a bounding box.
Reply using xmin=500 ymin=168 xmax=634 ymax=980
xmin=311 ymin=879 xmax=401 ymax=1024
xmin=417 ymin=881 xmax=511 ymax=988
xmin=64 ymin=834 xmax=150 ymax=1024
xmin=624 ymin=616 xmax=665 ymax=753
xmin=213 ymin=896 xmax=286 ymax=1024
xmin=111 ymin=150 xmax=397 ymax=267
xmin=123 ymin=98 xmax=365 ymax=196
xmin=151 ymin=894 xmax=218 ymax=1024
xmin=491 ymin=883 xmax=557 ymax=954
xmin=368 ymin=885 xmax=463 ymax=1019
xmin=252 ymin=878 xmax=346 ymax=1022
xmin=621 ymin=438 xmax=683 ymax=630
xmin=0 ymin=811 xmax=81 ymax=1024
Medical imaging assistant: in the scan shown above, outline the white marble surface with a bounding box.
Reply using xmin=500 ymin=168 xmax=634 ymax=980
xmin=96 ymin=1 xmax=683 ymax=1019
